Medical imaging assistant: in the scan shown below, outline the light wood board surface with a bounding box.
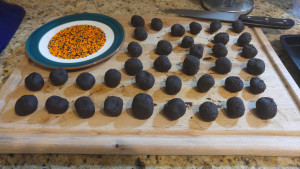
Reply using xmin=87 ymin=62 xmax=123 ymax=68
xmin=0 ymin=16 xmax=299 ymax=156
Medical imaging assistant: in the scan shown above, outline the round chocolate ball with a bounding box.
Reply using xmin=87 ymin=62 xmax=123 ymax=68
xmin=15 ymin=95 xmax=38 ymax=116
xmin=132 ymin=93 xmax=154 ymax=119
xmin=247 ymin=58 xmax=265 ymax=75
xmin=76 ymin=72 xmax=95 ymax=90
xmin=131 ymin=15 xmax=145 ymax=27
xmin=163 ymin=98 xmax=186 ymax=121
xmin=232 ymin=20 xmax=245 ymax=33
xmin=151 ymin=18 xmax=163 ymax=31
xmin=210 ymin=20 xmax=222 ymax=33
xmin=124 ymin=58 xmax=143 ymax=76
xmin=134 ymin=27 xmax=148 ymax=41
xmin=156 ymin=40 xmax=173 ymax=55
xmin=197 ymin=74 xmax=215 ymax=93
xmin=189 ymin=22 xmax=202 ymax=35
xmin=104 ymin=69 xmax=121 ymax=88
xmin=136 ymin=70 xmax=155 ymax=90
xmin=242 ymin=44 xmax=258 ymax=59
xmin=250 ymin=77 xmax=266 ymax=94
xmin=214 ymin=32 xmax=229 ymax=45
xmin=190 ymin=44 xmax=204 ymax=58
xmin=165 ymin=75 xmax=182 ymax=95
xmin=226 ymin=97 xmax=245 ymax=118
xmin=198 ymin=101 xmax=219 ymax=122
xmin=225 ymin=76 xmax=244 ymax=93
xmin=25 ymin=72 xmax=44 ymax=91
xmin=181 ymin=36 xmax=194 ymax=48
xmin=212 ymin=43 xmax=228 ymax=58
xmin=154 ymin=55 xmax=171 ymax=72
xmin=215 ymin=57 xmax=232 ymax=74
xmin=75 ymin=96 xmax=95 ymax=119
xmin=237 ymin=32 xmax=252 ymax=47
xmin=49 ymin=68 xmax=68 ymax=86
xmin=104 ymin=96 xmax=123 ymax=117
xmin=171 ymin=24 xmax=185 ymax=37
xmin=45 ymin=95 xmax=69 ymax=114
xmin=256 ymin=97 xmax=277 ymax=120
xmin=183 ymin=55 xmax=200 ymax=76
xmin=127 ymin=41 xmax=142 ymax=57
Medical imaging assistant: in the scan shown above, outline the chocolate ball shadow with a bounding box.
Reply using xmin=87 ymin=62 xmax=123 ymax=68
xmin=64 ymin=83 xmax=87 ymax=98
xmin=189 ymin=113 xmax=212 ymax=130
xmin=152 ymin=105 xmax=179 ymax=128
xmin=58 ymin=104 xmax=86 ymax=128
xmin=27 ymin=107 xmax=59 ymax=124
xmin=152 ymin=87 xmax=175 ymax=102
xmin=162 ymin=32 xmax=183 ymax=42
xmin=242 ymin=87 xmax=260 ymax=101
xmin=246 ymin=109 xmax=270 ymax=128
xmin=218 ymin=86 xmax=239 ymax=99
xmin=185 ymin=86 xmax=207 ymax=100
xmin=215 ymin=108 xmax=239 ymax=128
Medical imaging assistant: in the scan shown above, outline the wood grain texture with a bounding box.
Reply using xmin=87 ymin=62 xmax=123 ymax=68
xmin=0 ymin=16 xmax=299 ymax=155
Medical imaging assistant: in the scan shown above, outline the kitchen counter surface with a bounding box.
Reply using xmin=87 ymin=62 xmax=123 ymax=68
xmin=1 ymin=0 xmax=300 ymax=168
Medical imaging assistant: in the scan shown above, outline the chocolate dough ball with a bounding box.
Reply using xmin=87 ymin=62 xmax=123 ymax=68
xmin=250 ymin=77 xmax=266 ymax=94
xmin=76 ymin=72 xmax=95 ymax=90
xmin=190 ymin=44 xmax=204 ymax=58
xmin=163 ymin=98 xmax=186 ymax=120
xmin=75 ymin=96 xmax=95 ymax=119
xmin=15 ymin=95 xmax=38 ymax=116
xmin=212 ymin=43 xmax=228 ymax=58
xmin=247 ymin=58 xmax=265 ymax=75
xmin=225 ymin=76 xmax=244 ymax=93
xmin=197 ymin=74 xmax=215 ymax=93
xmin=183 ymin=55 xmax=200 ymax=76
xmin=125 ymin=58 xmax=143 ymax=76
xmin=181 ymin=36 xmax=194 ymax=48
xmin=256 ymin=97 xmax=277 ymax=120
xmin=210 ymin=20 xmax=222 ymax=33
xmin=131 ymin=15 xmax=145 ymax=27
xmin=165 ymin=75 xmax=182 ymax=95
xmin=215 ymin=57 xmax=232 ymax=74
xmin=156 ymin=40 xmax=173 ymax=55
xmin=45 ymin=95 xmax=69 ymax=114
xmin=226 ymin=97 xmax=245 ymax=118
xmin=237 ymin=32 xmax=251 ymax=46
xmin=49 ymin=68 xmax=68 ymax=86
xmin=25 ymin=72 xmax=44 ymax=91
xmin=151 ymin=18 xmax=163 ymax=31
xmin=232 ymin=20 xmax=245 ymax=33
xmin=189 ymin=22 xmax=202 ymax=35
xmin=242 ymin=44 xmax=258 ymax=59
xmin=134 ymin=27 xmax=148 ymax=41
xmin=136 ymin=70 xmax=155 ymax=90
xmin=132 ymin=93 xmax=153 ymax=119
xmin=104 ymin=96 xmax=123 ymax=117
xmin=127 ymin=41 xmax=142 ymax=57
xmin=171 ymin=24 xmax=185 ymax=37
xmin=214 ymin=32 xmax=229 ymax=45
xmin=105 ymin=69 xmax=121 ymax=88
xmin=198 ymin=102 xmax=218 ymax=122
xmin=154 ymin=55 xmax=171 ymax=72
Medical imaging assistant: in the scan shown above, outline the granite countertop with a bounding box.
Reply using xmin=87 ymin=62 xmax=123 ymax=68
xmin=1 ymin=0 xmax=300 ymax=168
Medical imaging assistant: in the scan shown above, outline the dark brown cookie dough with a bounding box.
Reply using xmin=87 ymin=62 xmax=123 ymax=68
xmin=197 ymin=74 xmax=215 ymax=93
xmin=232 ymin=20 xmax=245 ymax=33
xmin=214 ymin=32 xmax=229 ymax=45
xmin=154 ymin=55 xmax=171 ymax=72
xmin=134 ymin=27 xmax=148 ymax=41
xmin=76 ymin=72 xmax=95 ymax=90
xmin=212 ymin=43 xmax=228 ymax=58
xmin=132 ymin=93 xmax=154 ymax=119
xmin=104 ymin=69 xmax=121 ymax=88
xmin=237 ymin=32 xmax=251 ymax=47
xmin=15 ymin=95 xmax=38 ymax=116
xmin=127 ymin=41 xmax=142 ymax=57
xmin=165 ymin=75 xmax=182 ymax=95
xmin=104 ymin=96 xmax=123 ymax=117
xmin=136 ymin=70 xmax=155 ymax=90
xmin=156 ymin=40 xmax=173 ymax=55
xmin=242 ymin=44 xmax=258 ymax=59
xmin=247 ymin=58 xmax=265 ymax=75
xmin=75 ymin=96 xmax=95 ymax=119
xmin=45 ymin=95 xmax=69 ymax=114
xmin=190 ymin=44 xmax=204 ymax=59
xmin=210 ymin=20 xmax=222 ymax=33
xmin=171 ymin=24 xmax=185 ymax=37
xmin=25 ymin=72 xmax=44 ymax=91
xmin=181 ymin=36 xmax=194 ymax=48
xmin=226 ymin=97 xmax=245 ymax=118
xmin=49 ymin=68 xmax=68 ymax=86
xmin=198 ymin=101 xmax=219 ymax=122
xmin=215 ymin=57 xmax=232 ymax=74
xmin=256 ymin=97 xmax=277 ymax=120
xmin=225 ymin=76 xmax=244 ymax=93
xmin=131 ymin=15 xmax=145 ymax=27
xmin=183 ymin=55 xmax=200 ymax=76
xmin=189 ymin=22 xmax=202 ymax=35
xmin=163 ymin=98 xmax=186 ymax=121
xmin=151 ymin=18 xmax=163 ymax=31
xmin=250 ymin=77 xmax=266 ymax=94
xmin=125 ymin=58 xmax=143 ymax=76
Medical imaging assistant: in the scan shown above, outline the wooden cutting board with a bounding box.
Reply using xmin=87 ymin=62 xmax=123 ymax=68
xmin=0 ymin=16 xmax=300 ymax=156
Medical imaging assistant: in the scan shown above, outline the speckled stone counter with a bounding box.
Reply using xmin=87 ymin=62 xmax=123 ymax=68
xmin=1 ymin=0 xmax=300 ymax=168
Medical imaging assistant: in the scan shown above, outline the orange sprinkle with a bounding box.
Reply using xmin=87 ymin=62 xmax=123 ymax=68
xmin=48 ymin=25 xmax=106 ymax=59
